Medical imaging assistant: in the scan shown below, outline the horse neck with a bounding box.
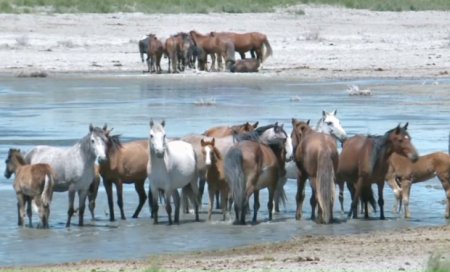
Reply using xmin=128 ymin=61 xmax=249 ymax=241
xmin=268 ymin=143 xmax=286 ymax=175
xmin=315 ymin=118 xmax=324 ymax=131
xmin=9 ymin=154 xmax=26 ymax=173
xmin=370 ymin=135 xmax=392 ymax=174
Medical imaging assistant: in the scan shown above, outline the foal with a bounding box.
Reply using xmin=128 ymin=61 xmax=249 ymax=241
xmin=4 ymin=148 xmax=54 ymax=228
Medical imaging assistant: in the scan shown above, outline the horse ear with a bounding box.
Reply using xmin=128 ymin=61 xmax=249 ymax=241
xmin=89 ymin=123 xmax=94 ymax=132
xmin=322 ymin=110 xmax=326 ymax=117
xmin=161 ymin=120 xmax=166 ymax=127
xmin=291 ymin=118 xmax=296 ymax=126
xmin=395 ymin=123 xmax=401 ymax=134
xmin=253 ymin=121 xmax=259 ymax=128
xmin=103 ymin=123 xmax=108 ymax=131
xmin=404 ymin=122 xmax=409 ymax=130
xmin=212 ymin=137 xmax=215 ymax=145
xmin=149 ymin=119 xmax=154 ymax=127
xmin=307 ymin=120 xmax=310 ymax=125
xmin=200 ymin=139 xmax=205 ymax=146
xmin=333 ymin=109 xmax=337 ymax=115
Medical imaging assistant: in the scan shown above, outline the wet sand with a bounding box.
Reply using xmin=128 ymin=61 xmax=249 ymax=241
xmin=1 ymin=4 xmax=450 ymax=271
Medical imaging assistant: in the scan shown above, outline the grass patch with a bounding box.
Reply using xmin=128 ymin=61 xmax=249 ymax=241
xmin=0 ymin=0 xmax=449 ymax=13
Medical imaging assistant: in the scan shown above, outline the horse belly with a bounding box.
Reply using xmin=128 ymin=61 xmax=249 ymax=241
xmin=255 ymin=166 xmax=276 ymax=190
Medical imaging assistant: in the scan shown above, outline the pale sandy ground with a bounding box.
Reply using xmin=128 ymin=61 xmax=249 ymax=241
xmin=1 ymin=5 xmax=450 ymax=272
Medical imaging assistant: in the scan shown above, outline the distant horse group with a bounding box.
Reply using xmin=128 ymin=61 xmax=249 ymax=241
xmin=139 ymin=30 xmax=272 ymax=74
xmin=5 ymin=112 xmax=450 ymax=228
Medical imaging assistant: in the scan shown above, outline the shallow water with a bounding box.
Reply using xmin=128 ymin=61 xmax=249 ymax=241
xmin=0 ymin=74 xmax=449 ymax=267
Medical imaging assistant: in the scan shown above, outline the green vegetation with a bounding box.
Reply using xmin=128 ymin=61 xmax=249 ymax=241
xmin=0 ymin=0 xmax=449 ymax=13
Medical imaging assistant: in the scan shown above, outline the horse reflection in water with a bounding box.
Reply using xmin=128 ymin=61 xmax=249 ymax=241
xmin=147 ymin=120 xmax=200 ymax=225
xmin=25 ymin=124 xmax=108 ymax=227
xmin=224 ymin=122 xmax=288 ymax=225
xmin=337 ymin=123 xmax=419 ymax=220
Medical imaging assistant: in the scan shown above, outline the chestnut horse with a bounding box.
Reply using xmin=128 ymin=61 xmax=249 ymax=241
xmin=211 ymin=31 xmax=273 ymax=63
xmin=99 ymin=133 xmax=150 ymax=222
xmin=386 ymin=151 xmax=450 ymax=218
xmin=147 ymin=34 xmax=163 ymax=73
xmin=189 ymin=30 xmax=222 ymax=71
xmin=203 ymin=121 xmax=259 ymax=138
xmin=4 ymin=148 xmax=55 ymax=228
xmin=337 ymin=123 xmax=419 ymax=220
xmin=291 ymin=119 xmax=338 ymax=224
xmin=224 ymin=125 xmax=287 ymax=225
xmin=200 ymin=138 xmax=229 ymax=220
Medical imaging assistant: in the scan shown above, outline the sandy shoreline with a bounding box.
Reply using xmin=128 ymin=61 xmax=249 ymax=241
xmin=1 ymin=5 xmax=450 ymax=271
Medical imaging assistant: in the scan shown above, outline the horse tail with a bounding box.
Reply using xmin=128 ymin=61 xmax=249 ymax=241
xmin=262 ymin=37 xmax=273 ymax=63
xmin=41 ymin=173 xmax=54 ymax=207
xmin=224 ymin=147 xmax=246 ymax=211
xmin=316 ymin=150 xmax=335 ymax=224
xmin=448 ymin=130 xmax=449 ymax=155
xmin=274 ymin=176 xmax=288 ymax=210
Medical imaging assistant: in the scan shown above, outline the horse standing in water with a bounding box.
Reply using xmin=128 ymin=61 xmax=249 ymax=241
xmin=25 ymin=124 xmax=107 ymax=227
xmin=200 ymin=138 xmax=229 ymax=221
xmin=99 ymin=130 xmax=150 ymax=221
xmin=224 ymin=123 xmax=288 ymax=225
xmin=147 ymin=120 xmax=200 ymax=225
xmin=337 ymin=123 xmax=418 ymax=219
xmin=4 ymin=148 xmax=55 ymax=228
xmin=386 ymin=151 xmax=450 ymax=218
xmin=291 ymin=119 xmax=338 ymax=224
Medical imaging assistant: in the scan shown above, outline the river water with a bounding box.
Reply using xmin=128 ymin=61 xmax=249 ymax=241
xmin=0 ymin=74 xmax=449 ymax=267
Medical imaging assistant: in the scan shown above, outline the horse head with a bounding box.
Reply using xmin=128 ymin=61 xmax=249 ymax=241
xmin=387 ymin=123 xmax=419 ymax=162
xmin=88 ymin=124 xmax=108 ymax=163
xmin=4 ymin=148 xmax=21 ymax=179
xmin=317 ymin=110 xmax=347 ymax=143
xmin=149 ymin=119 xmax=167 ymax=158
xmin=291 ymin=118 xmax=312 ymax=148
xmin=201 ymin=137 xmax=220 ymax=166
xmin=259 ymin=122 xmax=288 ymax=148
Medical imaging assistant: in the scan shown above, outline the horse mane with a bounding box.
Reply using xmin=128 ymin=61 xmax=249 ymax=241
xmin=107 ymin=134 xmax=123 ymax=155
xmin=234 ymin=124 xmax=275 ymax=142
xmin=368 ymin=126 xmax=408 ymax=172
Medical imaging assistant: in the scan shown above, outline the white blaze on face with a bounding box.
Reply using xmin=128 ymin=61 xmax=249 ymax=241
xmin=204 ymin=145 xmax=212 ymax=166
xmin=91 ymin=134 xmax=107 ymax=161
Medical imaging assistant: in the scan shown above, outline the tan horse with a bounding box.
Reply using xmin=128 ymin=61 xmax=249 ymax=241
xmin=147 ymin=34 xmax=163 ymax=73
xmin=200 ymin=138 xmax=229 ymax=220
xmin=99 ymin=133 xmax=150 ymax=221
xmin=224 ymin=125 xmax=288 ymax=225
xmin=203 ymin=121 xmax=259 ymax=138
xmin=189 ymin=30 xmax=222 ymax=71
xmin=4 ymin=148 xmax=55 ymax=228
xmin=386 ymin=151 xmax=450 ymax=218
xmin=211 ymin=31 xmax=273 ymax=63
xmin=337 ymin=123 xmax=419 ymax=220
xmin=291 ymin=119 xmax=338 ymax=224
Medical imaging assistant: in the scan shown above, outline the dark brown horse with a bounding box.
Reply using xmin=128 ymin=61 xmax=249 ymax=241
xmin=4 ymin=148 xmax=55 ymax=228
xmin=291 ymin=119 xmax=338 ymax=224
xmin=337 ymin=123 xmax=419 ymax=220
xmin=200 ymin=138 xmax=229 ymax=220
xmin=229 ymin=59 xmax=260 ymax=73
xmin=99 ymin=133 xmax=150 ymax=221
xmin=147 ymin=34 xmax=163 ymax=73
xmin=211 ymin=31 xmax=273 ymax=63
xmin=224 ymin=124 xmax=288 ymax=225
xmin=386 ymin=151 xmax=450 ymax=218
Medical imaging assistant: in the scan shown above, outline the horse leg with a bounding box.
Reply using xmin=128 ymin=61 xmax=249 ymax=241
xmin=348 ymin=178 xmax=362 ymax=219
xmin=77 ymin=190 xmax=88 ymax=226
xmin=26 ymin=196 xmax=32 ymax=227
xmin=165 ymin=191 xmax=173 ymax=225
xmin=267 ymin=187 xmax=275 ymax=222
xmin=401 ymin=179 xmax=412 ymax=218
xmin=103 ymin=179 xmax=116 ymax=221
xmin=295 ymin=172 xmax=308 ymax=220
xmin=252 ymin=190 xmax=260 ymax=224
xmin=337 ymin=181 xmax=345 ymax=215
xmin=116 ymin=181 xmax=126 ymax=220
xmin=220 ymin=186 xmax=229 ymax=221
xmin=210 ymin=53 xmax=217 ymax=72
xmin=132 ymin=180 xmax=147 ymax=219
xmin=66 ymin=189 xmax=76 ymax=227
xmin=239 ymin=52 xmax=246 ymax=59
xmin=309 ymin=179 xmax=317 ymax=220
xmin=215 ymin=191 xmax=221 ymax=210
xmin=88 ymin=177 xmax=99 ymax=221
xmin=172 ymin=190 xmax=180 ymax=224
xmin=207 ymin=184 xmax=214 ymax=221
xmin=377 ymin=182 xmax=385 ymax=220
xmin=150 ymin=186 xmax=159 ymax=224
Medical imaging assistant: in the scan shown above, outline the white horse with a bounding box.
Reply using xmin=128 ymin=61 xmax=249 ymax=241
xmin=147 ymin=120 xmax=200 ymax=225
xmin=25 ymin=124 xmax=107 ymax=227
xmin=280 ymin=110 xmax=347 ymax=212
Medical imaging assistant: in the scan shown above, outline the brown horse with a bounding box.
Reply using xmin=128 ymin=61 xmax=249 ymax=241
xmin=4 ymin=148 xmax=55 ymax=228
xmin=189 ymin=30 xmax=222 ymax=71
xmin=200 ymin=138 xmax=229 ymax=220
xmin=224 ymin=125 xmax=287 ymax=225
xmin=203 ymin=121 xmax=259 ymax=138
xmin=229 ymin=59 xmax=260 ymax=73
xmin=291 ymin=119 xmax=338 ymax=224
xmin=147 ymin=34 xmax=163 ymax=73
xmin=164 ymin=33 xmax=192 ymax=73
xmin=99 ymin=133 xmax=150 ymax=221
xmin=337 ymin=123 xmax=419 ymax=220
xmin=386 ymin=151 xmax=450 ymax=218
xmin=211 ymin=31 xmax=273 ymax=63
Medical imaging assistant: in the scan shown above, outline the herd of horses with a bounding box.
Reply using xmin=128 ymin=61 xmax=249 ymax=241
xmin=138 ymin=30 xmax=272 ymax=74
xmin=4 ymin=111 xmax=450 ymax=228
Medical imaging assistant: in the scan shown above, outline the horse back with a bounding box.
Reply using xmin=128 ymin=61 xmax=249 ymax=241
xmin=297 ymin=132 xmax=338 ymax=175
xmin=14 ymin=163 xmax=53 ymax=196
